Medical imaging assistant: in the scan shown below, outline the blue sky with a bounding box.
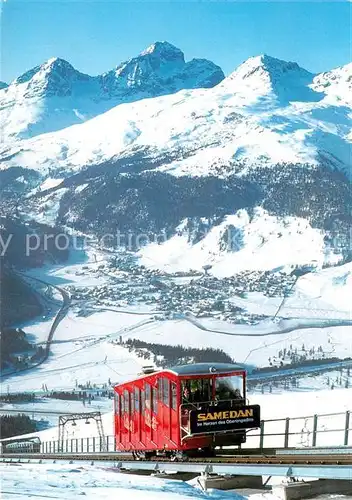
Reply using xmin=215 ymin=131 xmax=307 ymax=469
xmin=1 ymin=1 xmax=351 ymax=83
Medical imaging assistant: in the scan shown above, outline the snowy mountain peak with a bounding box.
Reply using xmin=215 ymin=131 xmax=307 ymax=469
xmin=312 ymin=62 xmax=352 ymax=104
xmin=229 ymin=54 xmax=313 ymax=84
xmin=223 ymin=54 xmax=316 ymax=103
xmin=15 ymin=57 xmax=73 ymax=83
xmin=314 ymin=61 xmax=352 ymax=85
xmin=13 ymin=57 xmax=91 ymax=98
xmin=109 ymin=41 xmax=185 ymax=85
xmin=94 ymin=41 xmax=223 ymax=96
xmin=254 ymin=54 xmax=305 ymax=73
xmin=0 ymin=43 xmax=224 ymax=141
xmin=41 ymin=57 xmax=76 ymax=73
xmin=139 ymin=41 xmax=185 ymax=62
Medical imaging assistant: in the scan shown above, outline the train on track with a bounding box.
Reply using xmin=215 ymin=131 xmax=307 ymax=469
xmin=0 ymin=363 xmax=260 ymax=459
xmin=114 ymin=362 xmax=260 ymax=459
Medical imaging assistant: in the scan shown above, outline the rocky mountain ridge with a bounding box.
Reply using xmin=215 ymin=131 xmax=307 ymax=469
xmin=0 ymin=41 xmax=224 ymax=140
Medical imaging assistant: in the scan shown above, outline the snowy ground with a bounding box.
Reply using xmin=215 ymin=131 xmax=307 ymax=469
xmin=0 ymin=462 xmax=245 ymax=500
xmin=0 ymin=462 xmax=352 ymax=500
xmin=4 ymin=310 xmax=351 ymax=393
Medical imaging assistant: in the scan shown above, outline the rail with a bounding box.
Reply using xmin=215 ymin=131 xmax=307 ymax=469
xmin=1 ymin=452 xmax=352 ymax=480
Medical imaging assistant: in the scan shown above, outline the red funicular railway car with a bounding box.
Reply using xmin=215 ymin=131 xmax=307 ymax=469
xmin=114 ymin=363 xmax=260 ymax=458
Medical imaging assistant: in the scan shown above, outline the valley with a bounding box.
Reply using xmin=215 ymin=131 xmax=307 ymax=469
xmin=1 ymin=247 xmax=351 ymax=395
xmin=1 ymin=3 xmax=351 ymax=499
xmin=0 ymin=40 xmax=351 ymax=423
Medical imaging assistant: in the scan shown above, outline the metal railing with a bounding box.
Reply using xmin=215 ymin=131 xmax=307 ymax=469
xmin=34 ymin=410 xmax=351 ymax=454
xmin=41 ymin=435 xmax=116 ymax=454
xmin=245 ymin=410 xmax=351 ymax=450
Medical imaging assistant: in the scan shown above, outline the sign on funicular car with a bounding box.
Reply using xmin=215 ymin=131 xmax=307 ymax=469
xmin=189 ymin=404 xmax=261 ymax=434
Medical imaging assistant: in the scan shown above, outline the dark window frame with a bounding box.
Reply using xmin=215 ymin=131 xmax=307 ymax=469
xmin=145 ymin=383 xmax=151 ymax=411
xmin=124 ymin=390 xmax=130 ymax=415
xmin=171 ymin=382 xmax=177 ymax=410
xmin=114 ymin=393 xmax=119 ymax=415
xmin=141 ymin=387 xmax=145 ymax=413
xmin=163 ymin=378 xmax=170 ymax=406
xmin=158 ymin=378 xmax=163 ymax=401
xmin=152 ymin=385 xmax=158 ymax=414
xmin=134 ymin=386 xmax=140 ymax=413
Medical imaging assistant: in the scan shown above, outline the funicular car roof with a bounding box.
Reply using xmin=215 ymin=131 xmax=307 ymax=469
xmin=165 ymin=362 xmax=245 ymax=377
xmin=114 ymin=363 xmax=245 ymax=389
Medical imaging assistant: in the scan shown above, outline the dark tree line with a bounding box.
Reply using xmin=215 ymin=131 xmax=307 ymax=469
xmin=0 ymin=271 xmax=43 ymax=328
xmin=252 ymin=356 xmax=352 ymax=374
xmin=58 ymin=170 xmax=260 ymax=241
xmin=0 ymin=414 xmax=37 ymax=439
xmin=46 ymin=391 xmax=89 ymax=401
xmin=53 ymin=160 xmax=352 ymax=263
xmin=0 ymin=215 xmax=70 ymax=328
xmin=123 ymin=338 xmax=234 ymax=367
xmin=0 ymin=328 xmax=33 ymax=368
xmin=0 ymin=327 xmax=47 ymax=370
xmin=0 ymin=392 xmax=36 ymax=403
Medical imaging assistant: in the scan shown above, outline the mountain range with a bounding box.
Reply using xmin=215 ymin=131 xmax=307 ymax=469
xmin=0 ymin=41 xmax=224 ymax=141
xmin=0 ymin=42 xmax=351 ymax=275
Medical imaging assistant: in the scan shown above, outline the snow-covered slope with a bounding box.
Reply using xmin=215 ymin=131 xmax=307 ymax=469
xmin=0 ymin=463 xmax=233 ymax=500
xmin=139 ymin=209 xmax=328 ymax=276
xmin=1 ymin=55 xmax=350 ymax=179
xmin=312 ymin=62 xmax=352 ymax=106
xmin=0 ymin=41 xmax=224 ymax=141
xmin=220 ymin=54 xmax=319 ymax=104
xmin=296 ymin=261 xmax=352 ymax=312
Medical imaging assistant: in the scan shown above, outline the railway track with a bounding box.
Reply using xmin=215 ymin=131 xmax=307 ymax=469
xmin=1 ymin=452 xmax=352 ymax=466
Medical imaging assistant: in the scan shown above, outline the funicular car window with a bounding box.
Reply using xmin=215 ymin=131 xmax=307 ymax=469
xmin=120 ymin=393 xmax=124 ymax=414
xmin=182 ymin=378 xmax=213 ymax=403
xmin=145 ymin=383 xmax=151 ymax=410
xmin=215 ymin=375 xmax=243 ymax=400
xmin=131 ymin=390 xmax=135 ymax=413
xmin=141 ymin=388 xmax=145 ymax=413
xmin=171 ymin=382 xmax=177 ymax=409
xmin=134 ymin=387 xmax=140 ymax=412
xmin=163 ymin=378 xmax=169 ymax=406
xmin=114 ymin=393 xmax=119 ymax=415
xmin=124 ymin=390 xmax=130 ymax=414
xmin=200 ymin=378 xmax=212 ymax=401
xmin=158 ymin=378 xmax=163 ymax=400
xmin=151 ymin=385 xmax=158 ymax=414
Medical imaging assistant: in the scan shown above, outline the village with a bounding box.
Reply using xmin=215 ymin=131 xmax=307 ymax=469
xmin=66 ymin=255 xmax=297 ymax=325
